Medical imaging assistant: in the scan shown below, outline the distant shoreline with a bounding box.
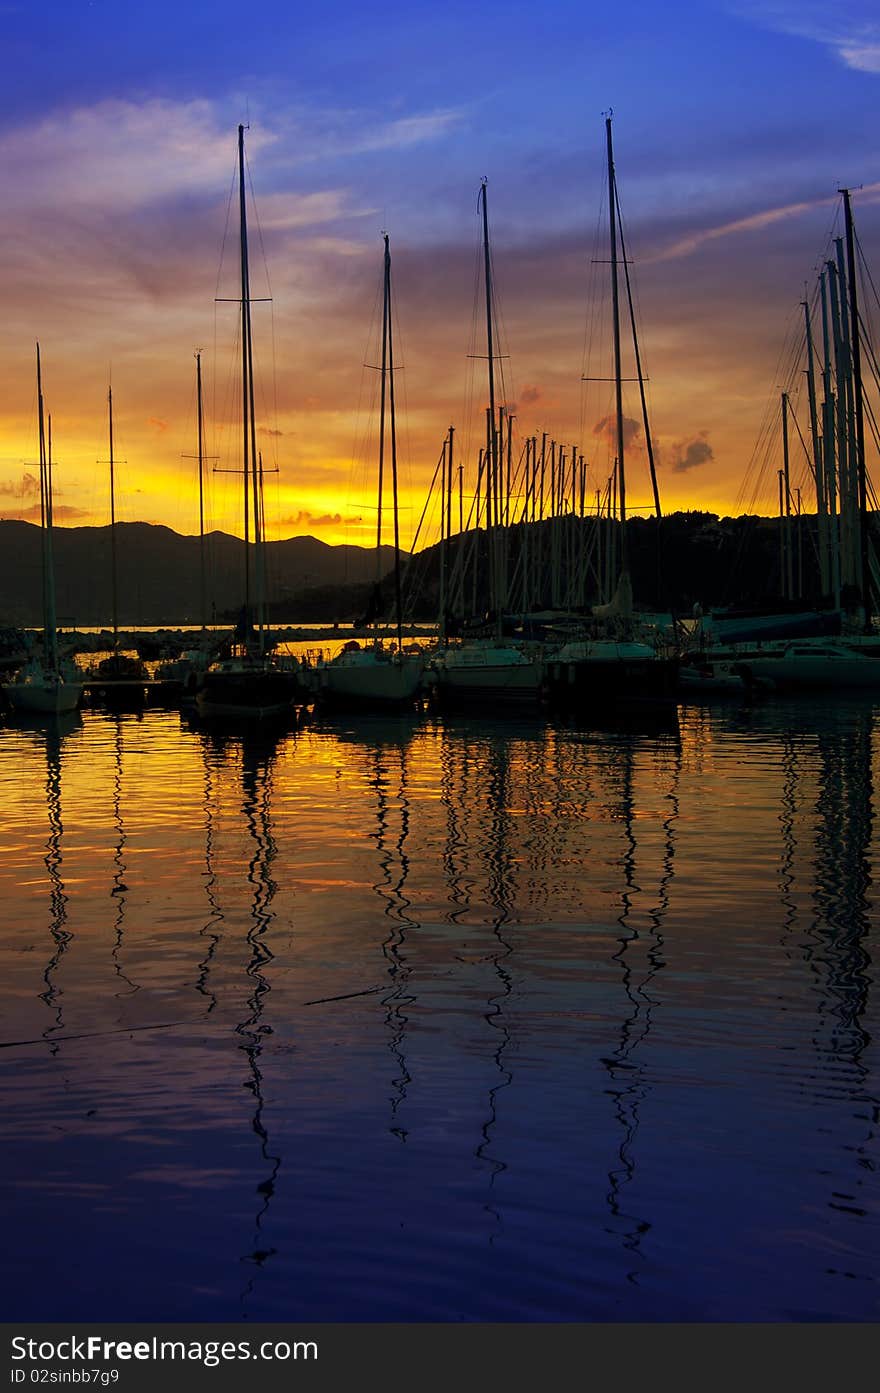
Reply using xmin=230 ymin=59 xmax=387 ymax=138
xmin=52 ymin=623 xmax=436 ymax=653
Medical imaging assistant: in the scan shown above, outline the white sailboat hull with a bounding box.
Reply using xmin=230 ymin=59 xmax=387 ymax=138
xmin=735 ymin=644 xmax=880 ymax=691
xmin=432 ymin=643 xmax=544 ymax=704
xmin=315 ymin=651 xmax=424 ymax=707
xmin=7 ymin=674 xmax=82 ymax=714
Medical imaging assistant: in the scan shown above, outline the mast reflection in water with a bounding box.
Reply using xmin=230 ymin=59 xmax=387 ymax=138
xmin=35 ymin=714 xmax=81 ymax=1051
xmin=0 ymin=700 xmax=876 ymax=1320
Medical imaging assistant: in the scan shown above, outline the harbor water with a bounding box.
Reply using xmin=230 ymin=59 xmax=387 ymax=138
xmin=0 ymin=698 xmax=877 ymax=1321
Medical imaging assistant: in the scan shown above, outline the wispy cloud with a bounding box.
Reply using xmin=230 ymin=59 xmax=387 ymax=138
xmin=0 ymin=95 xmax=460 ymax=224
xmin=356 ymin=109 xmax=464 ymax=153
xmin=255 ymin=191 xmax=365 ymax=233
xmin=648 ymin=182 xmax=880 ymax=262
xmin=273 ymin=104 xmax=466 ymax=167
xmin=730 ymin=3 xmax=880 ymax=73
xmin=0 ymin=99 xmax=237 ymax=215
xmin=1 ymin=502 xmax=88 ymax=521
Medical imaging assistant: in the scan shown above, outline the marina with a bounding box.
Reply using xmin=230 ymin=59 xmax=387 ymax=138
xmin=0 ymin=6 xmax=878 ymax=1343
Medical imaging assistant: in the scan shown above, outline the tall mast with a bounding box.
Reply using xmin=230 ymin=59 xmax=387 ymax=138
xmin=447 ymin=425 xmax=455 ymax=542
xmin=835 ymin=238 xmax=858 ymax=595
xmin=256 ymin=448 xmax=266 ymax=649
xmin=439 ymin=433 xmax=448 ymax=641
xmin=196 ymin=351 xmax=207 ymax=630
xmin=777 ymin=469 xmax=785 ymax=595
xmin=820 ymin=269 xmax=841 ymax=607
xmin=238 ymin=123 xmax=252 ymax=636
xmin=842 ymin=188 xmax=871 ymax=626
xmin=46 ymin=412 xmax=58 ymax=672
xmin=616 ymin=185 xmax=661 ymax=519
xmin=108 ymin=384 xmax=119 ymax=649
xmin=827 ymin=251 xmax=859 ymax=599
xmin=439 ymin=424 xmax=454 ymax=642
xmin=384 ymin=234 xmax=404 ymax=655
xmin=803 ymin=296 xmax=829 ymax=596
xmin=781 ymin=392 xmax=793 ymax=599
xmin=36 ymin=344 xmax=48 ymax=649
xmin=606 ymin=115 xmax=627 ymax=572
xmin=376 ymin=230 xmax=390 ymax=573
xmin=480 ymin=179 xmax=501 ymax=625
xmin=36 ymin=344 xmax=57 ymax=671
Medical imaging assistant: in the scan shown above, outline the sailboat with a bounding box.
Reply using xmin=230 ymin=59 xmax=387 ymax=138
xmin=197 ymin=125 xmax=304 ymax=721
xmin=544 ymin=116 xmax=677 ymax=714
xmin=681 ymin=185 xmax=877 ymax=677
xmin=155 ymin=352 xmax=218 ymax=704
xmin=90 ymin=385 xmax=150 ymax=706
xmin=431 ymin=180 xmax=545 ymax=708
xmin=6 ymin=346 xmax=82 ymax=716
xmin=313 ymin=234 xmax=423 ymax=710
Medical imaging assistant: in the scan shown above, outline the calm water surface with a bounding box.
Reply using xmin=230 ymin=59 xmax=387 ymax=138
xmin=0 ymin=699 xmax=876 ymax=1321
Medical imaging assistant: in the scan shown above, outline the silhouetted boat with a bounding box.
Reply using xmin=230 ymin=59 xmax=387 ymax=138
xmin=6 ymin=346 xmax=81 ymax=716
xmin=88 ymin=386 xmax=149 ymax=707
xmin=155 ymin=355 xmax=221 ymax=705
xmin=197 ymin=126 xmax=304 ymax=721
xmin=314 ymin=237 xmax=422 ymax=710
xmin=431 ymin=181 xmax=545 ymax=710
xmin=732 ymin=639 xmax=880 ymax=692
xmin=543 ymin=119 xmax=676 ymax=715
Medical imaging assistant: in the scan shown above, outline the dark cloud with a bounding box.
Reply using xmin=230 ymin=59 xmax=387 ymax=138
xmin=259 ymin=426 xmax=285 ymax=437
xmin=592 ymin=414 xmax=641 ymax=448
xmin=519 ymin=384 xmax=542 ymax=406
xmin=669 ymin=432 xmax=714 ymax=473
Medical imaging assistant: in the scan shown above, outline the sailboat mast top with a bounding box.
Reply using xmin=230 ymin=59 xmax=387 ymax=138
xmin=480 ymin=181 xmax=497 ymax=446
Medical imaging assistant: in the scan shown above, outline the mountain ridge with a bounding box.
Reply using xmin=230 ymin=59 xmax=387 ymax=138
xmin=0 ymin=519 xmax=400 ymax=626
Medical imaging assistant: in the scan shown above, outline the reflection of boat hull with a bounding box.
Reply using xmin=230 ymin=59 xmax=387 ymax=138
xmin=678 ymin=660 xmax=771 ymax=699
xmin=196 ymin=659 xmax=302 ymax=719
xmin=314 ymin=651 xmax=423 ymax=709
xmin=6 ymin=671 xmax=81 ymax=714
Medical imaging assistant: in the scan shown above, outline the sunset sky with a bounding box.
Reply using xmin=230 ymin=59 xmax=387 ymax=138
xmin=0 ymin=0 xmax=877 ymax=550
